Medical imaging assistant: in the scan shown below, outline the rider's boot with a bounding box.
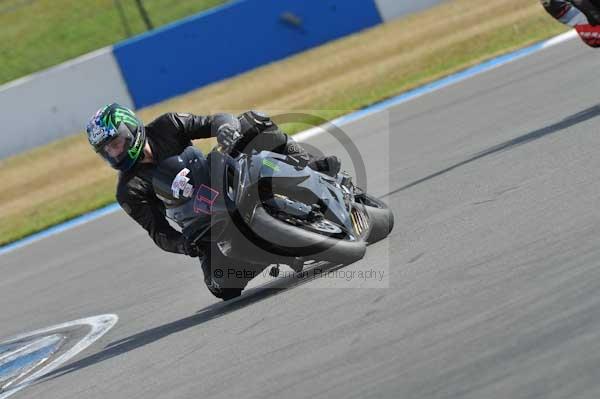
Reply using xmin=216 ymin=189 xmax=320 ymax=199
xmin=199 ymin=253 xmax=243 ymax=300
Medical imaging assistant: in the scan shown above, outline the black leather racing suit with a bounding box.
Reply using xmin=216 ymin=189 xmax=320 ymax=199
xmin=541 ymin=0 xmax=600 ymax=25
xmin=116 ymin=111 xmax=337 ymax=297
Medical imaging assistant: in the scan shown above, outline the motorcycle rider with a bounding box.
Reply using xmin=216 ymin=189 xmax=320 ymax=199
xmin=541 ymin=0 xmax=600 ymax=46
xmin=86 ymin=103 xmax=341 ymax=299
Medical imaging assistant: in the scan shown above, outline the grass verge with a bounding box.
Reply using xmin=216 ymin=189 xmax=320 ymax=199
xmin=0 ymin=0 xmax=226 ymax=84
xmin=0 ymin=0 xmax=568 ymax=246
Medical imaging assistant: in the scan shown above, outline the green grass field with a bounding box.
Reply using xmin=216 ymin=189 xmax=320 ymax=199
xmin=0 ymin=0 xmax=569 ymax=246
xmin=0 ymin=0 xmax=226 ymax=84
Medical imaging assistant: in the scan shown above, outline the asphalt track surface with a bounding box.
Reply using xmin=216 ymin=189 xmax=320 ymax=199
xmin=3 ymin=37 xmax=600 ymax=398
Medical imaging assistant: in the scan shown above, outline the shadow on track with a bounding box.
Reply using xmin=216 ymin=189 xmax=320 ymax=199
xmin=381 ymin=104 xmax=600 ymax=198
xmin=38 ymin=261 xmax=344 ymax=383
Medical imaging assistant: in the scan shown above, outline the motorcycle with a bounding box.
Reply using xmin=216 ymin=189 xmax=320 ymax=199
xmin=152 ymin=145 xmax=394 ymax=299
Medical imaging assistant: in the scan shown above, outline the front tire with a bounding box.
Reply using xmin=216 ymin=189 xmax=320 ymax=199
xmin=356 ymin=194 xmax=394 ymax=244
xmin=247 ymin=206 xmax=366 ymax=265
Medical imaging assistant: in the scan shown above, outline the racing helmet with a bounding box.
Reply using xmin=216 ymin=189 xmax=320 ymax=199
xmin=86 ymin=103 xmax=146 ymax=171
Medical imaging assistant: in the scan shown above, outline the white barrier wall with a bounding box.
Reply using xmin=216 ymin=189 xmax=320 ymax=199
xmin=0 ymin=47 xmax=133 ymax=159
xmin=374 ymin=0 xmax=446 ymax=22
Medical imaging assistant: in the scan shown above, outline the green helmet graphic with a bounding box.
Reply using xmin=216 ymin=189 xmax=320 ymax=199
xmin=86 ymin=103 xmax=146 ymax=171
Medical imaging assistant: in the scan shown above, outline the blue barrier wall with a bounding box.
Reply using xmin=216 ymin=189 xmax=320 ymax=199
xmin=113 ymin=0 xmax=383 ymax=108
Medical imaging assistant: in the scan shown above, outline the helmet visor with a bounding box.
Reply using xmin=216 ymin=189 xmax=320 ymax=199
xmin=96 ymin=125 xmax=135 ymax=168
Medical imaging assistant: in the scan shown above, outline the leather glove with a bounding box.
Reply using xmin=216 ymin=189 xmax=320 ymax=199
xmin=178 ymin=238 xmax=201 ymax=258
xmin=216 ymin=123 xmax=242 ymax=152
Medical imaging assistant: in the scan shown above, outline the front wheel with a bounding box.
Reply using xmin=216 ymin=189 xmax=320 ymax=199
xmin=247 ymin=206 xmax=366 ymax=265
xmin=355 ymin=193 xmax=394 ymax=244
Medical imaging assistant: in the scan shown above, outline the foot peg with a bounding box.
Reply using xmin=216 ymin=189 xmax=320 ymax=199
xmin=290 ymin=257 xmax=304 ymax=273
xmin=270 ymin=258 xmax=303 ymax=277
